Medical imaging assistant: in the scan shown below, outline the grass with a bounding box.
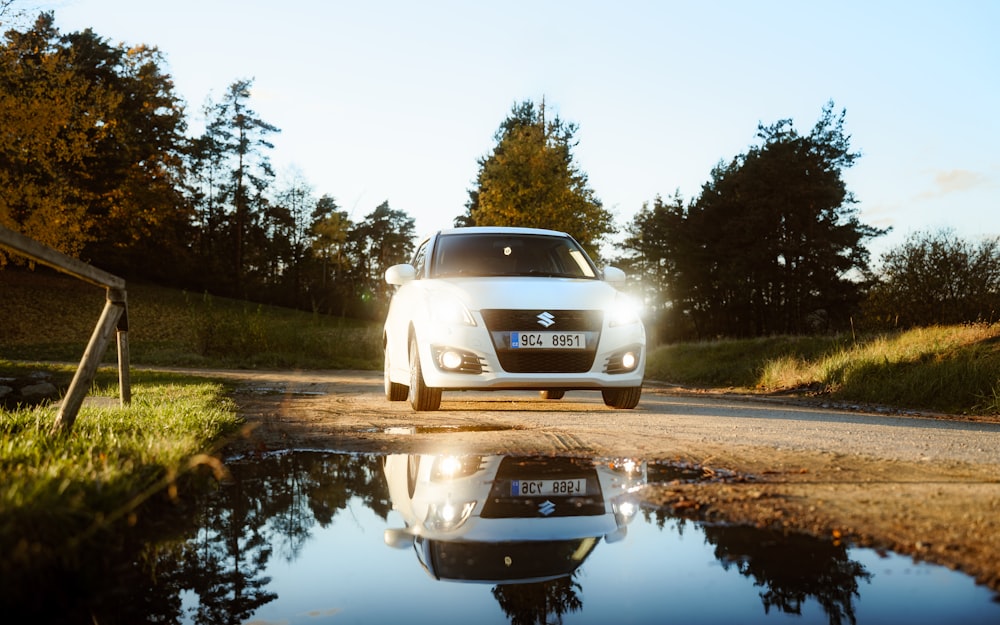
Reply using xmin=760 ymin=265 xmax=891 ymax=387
xmin=0 ymin=363 xmax=242 ymax=568
xmin=0 ymin=267 xmax=383 ymax=369
xmin=646 ymin=324 xmax=1000 ymax=415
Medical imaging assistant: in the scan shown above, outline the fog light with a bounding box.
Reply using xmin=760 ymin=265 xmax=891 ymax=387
xmin=440 ymin=350 xmax=464 ymax=370
xmin=621 ymin=351 xmax=637 ymax=370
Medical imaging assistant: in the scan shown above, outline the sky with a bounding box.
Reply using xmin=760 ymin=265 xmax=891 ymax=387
xmin=21 ymin=0 xmax=1000 ymax=261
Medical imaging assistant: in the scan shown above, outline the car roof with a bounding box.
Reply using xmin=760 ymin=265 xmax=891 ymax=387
xmin=429 ymin=226 xmax=571 ymax=238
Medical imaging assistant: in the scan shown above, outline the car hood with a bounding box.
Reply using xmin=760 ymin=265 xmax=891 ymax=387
xmin=429 ymin=277 xmax=619 ymax=311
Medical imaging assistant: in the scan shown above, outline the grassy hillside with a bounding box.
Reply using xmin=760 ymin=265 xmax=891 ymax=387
xmin=3 ymin=267 xmax=998 ymax=415
xmin=0 ymin=267 xmax=382 ymax=370
xmin=646 ymin=325 xmax=1000 ymax=416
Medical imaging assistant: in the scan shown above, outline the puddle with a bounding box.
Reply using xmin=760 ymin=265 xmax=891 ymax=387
xmin=5 ymin=451 xmax=999 ymax=624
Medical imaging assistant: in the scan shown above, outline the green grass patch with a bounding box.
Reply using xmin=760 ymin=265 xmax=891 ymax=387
xmin=646 ymin=324 xmax=1000 ymax=415
xmin=0 ymin=364 xmax=242 ymax=564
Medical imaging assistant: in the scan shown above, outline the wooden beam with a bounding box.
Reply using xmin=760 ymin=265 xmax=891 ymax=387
xmin=0 ymin=225 xmax=125 ymax=290
xmin=52 ymin=296 xmax=126 ymax=433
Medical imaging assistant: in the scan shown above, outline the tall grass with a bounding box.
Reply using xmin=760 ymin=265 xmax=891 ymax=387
xmin=646 ymin=324 xmax=1000 ymax=415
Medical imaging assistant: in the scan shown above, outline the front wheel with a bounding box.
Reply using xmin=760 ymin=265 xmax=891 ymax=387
xmin=601 ymin=386 xmax=642 ymax=409
xmin=408 ymin=337 xmax=441 ymax=411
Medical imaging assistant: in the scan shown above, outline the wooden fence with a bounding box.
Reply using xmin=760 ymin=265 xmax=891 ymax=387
xmin=0 ymin=225 xmax=130 ymax=433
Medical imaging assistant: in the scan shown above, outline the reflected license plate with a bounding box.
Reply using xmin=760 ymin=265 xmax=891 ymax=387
xmin=510 ymin=332 xmax=586 ymax=349
xmin=510 ymin=478 xmax=587 ymax=497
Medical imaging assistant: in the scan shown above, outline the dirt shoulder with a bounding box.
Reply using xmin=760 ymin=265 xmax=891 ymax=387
xmin=207 ymin=368 xmax=1000 ymax=594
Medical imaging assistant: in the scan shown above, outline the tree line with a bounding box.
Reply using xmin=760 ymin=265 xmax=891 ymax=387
xmin=1 ymin=13 xmax=996 ymax=336
xmin=0 ymin=13 xmax=418 ymax=318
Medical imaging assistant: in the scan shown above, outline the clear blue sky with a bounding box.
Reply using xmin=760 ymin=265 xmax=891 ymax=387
xmin=32 ymin=0 xmax=1000 ymax=261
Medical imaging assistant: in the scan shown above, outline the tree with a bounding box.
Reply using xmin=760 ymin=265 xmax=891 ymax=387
xmin=622 ymin=102 xmax=886 ymax=339
xmin=307 ymin=195 xmax=353 ymax=314
xmin=345 ymin=201 xmax=415 ymax=318
xmin=195 ymin=78 xmax=279 ymax=294
xmin=458 ymin=100 xmax=614 ymax=258
xmin=865 ymin=229 xmax=1000 ymax=327
xmin=618 ymin=192 xmax=689 ymax=341
xmin=0 ymin=14 xmax=190 ymax=275
xmin=262 ymin=169 xmax=314 ymax=298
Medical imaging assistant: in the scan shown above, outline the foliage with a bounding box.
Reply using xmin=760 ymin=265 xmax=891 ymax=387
xmin=0 ymin=13 xmax=190 ymax=268
xmin=307 ymin=194 xmax=354 ymax=314
xmin=645 ymin=323 xmax=1000 ymax=415
xmin=622 ymin=102 xmax=886 ymax=340
xmin=459 ymin=100 xmax=615 ymax=258
xmin=865 ymin=229 xmax=1000 ymax=328
xmin=344 ymin=201 xmax=416 ymax=319
xmin=618 ymin=192 xmax=688 ymax=341
xmin=186 ymin=78 xmax=280 ymax=294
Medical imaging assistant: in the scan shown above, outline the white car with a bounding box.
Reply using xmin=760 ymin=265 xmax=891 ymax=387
xmin=383 ymin=226 xmax=646 ymax=411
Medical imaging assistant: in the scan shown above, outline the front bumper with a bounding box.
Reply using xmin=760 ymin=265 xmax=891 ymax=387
xmin=414 ymin=314 xmax=645 ymax=390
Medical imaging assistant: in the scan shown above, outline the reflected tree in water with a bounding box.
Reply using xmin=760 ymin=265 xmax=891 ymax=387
xmin=492 ymin=575 xmax=583 ymax=625
xmin=179 ymin=452 xmax=390 ymax=623
xmin=306 ymin=453 xmax=392 ymax=525
xmin=646 ymin=508 xmax=870 ymax=625
xmin=704 ymin=525 xmax=870 ymax=625
xmin=181 ymin=470 xmax=278 ymax=624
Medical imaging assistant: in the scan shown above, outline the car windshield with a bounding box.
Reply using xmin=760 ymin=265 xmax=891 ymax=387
xmin=431 ymin=233 xmax=597 ymax=279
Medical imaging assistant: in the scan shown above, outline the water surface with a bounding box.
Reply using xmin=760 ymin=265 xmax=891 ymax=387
xmin=7 ymin=450 xmax=999 ymax=624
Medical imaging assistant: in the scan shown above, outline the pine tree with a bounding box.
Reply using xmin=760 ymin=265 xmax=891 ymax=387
xmin=459 ymin=100 xmax=614 ymax=259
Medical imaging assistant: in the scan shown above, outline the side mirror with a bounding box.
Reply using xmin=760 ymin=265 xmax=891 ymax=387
xmin=603 ymin=266 xmax=626 ymax=284
xmin=384 ymin=528 xmax=415 ymax=549
xmin=385 ymin=264 xmax=417 ymax=285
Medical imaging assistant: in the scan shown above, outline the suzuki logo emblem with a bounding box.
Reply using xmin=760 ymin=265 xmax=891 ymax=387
xmin=538 ymin=500 xmax=556 ymax=516
xmin=537 ymin=312 xmax=555 ymax=328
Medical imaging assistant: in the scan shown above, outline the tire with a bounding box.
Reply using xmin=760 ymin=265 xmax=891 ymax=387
xmin=407 ymin=454 xmax=420 ymax=498
xmin=540 ymin=389 xmax=565 ymax=400
xmin=601 ymin=386 xmax=642 ymax=409
xmin=408 ymin=337 xmax=441 ymax=411
xmin=384 ymin=347 xmax=408 ymax=401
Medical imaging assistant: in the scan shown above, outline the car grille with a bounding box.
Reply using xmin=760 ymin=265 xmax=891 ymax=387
xmin=480 ymin=309 xmax=602 ymax=373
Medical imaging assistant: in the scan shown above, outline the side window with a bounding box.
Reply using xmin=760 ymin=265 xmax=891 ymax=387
xmin=412 ymin=240 xmax=428 ymax=279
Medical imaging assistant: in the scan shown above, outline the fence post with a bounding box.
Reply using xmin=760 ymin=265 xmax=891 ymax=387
xmin=0 ymin=225 xmax=130 ymax=434
xmin=51 ymin=292 xmax=126 ymax=433
xmin=115 ymin=288 xmax=131 ymax=407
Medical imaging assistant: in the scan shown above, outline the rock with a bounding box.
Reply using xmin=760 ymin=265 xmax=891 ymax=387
xmin=19 ymin=382 xmax=58 ymax=401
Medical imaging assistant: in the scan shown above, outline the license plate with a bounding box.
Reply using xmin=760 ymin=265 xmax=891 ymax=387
xmin=510 ymin=332 xmax=586 ymax=349
xmin=510 ymin=478 xmax=587 ymax=497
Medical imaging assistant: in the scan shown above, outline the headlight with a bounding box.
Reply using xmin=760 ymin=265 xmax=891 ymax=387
xmin=431 ymin=455 xmax=484 ymax=480
xmin=428 ymin=293 xmax=475 ymax=326
xmin=609 ymin=292 xmax=641 ymax=327
xmin=613 ymin=499 xmax=638 ymax=523
xmin=425 ymin=501 xmax=476 ymax=531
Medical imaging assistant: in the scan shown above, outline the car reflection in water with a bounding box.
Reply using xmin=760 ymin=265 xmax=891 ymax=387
xmin=383 ymin=454 xmax=645 ymax=586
